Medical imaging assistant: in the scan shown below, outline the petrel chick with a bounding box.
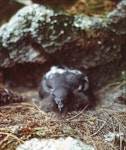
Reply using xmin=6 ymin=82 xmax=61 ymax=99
xmin=39 ymin=66 xmax=89 ymax=112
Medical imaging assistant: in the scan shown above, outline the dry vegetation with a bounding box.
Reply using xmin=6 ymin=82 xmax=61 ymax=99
xmin=0 ymin=83 xmax=126 ymax=150
xmin=64 ymin=0 xmax=117 ymax=16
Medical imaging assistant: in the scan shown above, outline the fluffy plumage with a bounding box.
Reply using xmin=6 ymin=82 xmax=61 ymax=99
xmin=39 ymin=66 xmax=89 ymax=112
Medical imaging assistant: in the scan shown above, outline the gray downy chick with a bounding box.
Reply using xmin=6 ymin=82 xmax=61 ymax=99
xmin=51 ymin=86 xmax=72 ymax=111
xmin=39 ymin=66 xmax=89 ymax=112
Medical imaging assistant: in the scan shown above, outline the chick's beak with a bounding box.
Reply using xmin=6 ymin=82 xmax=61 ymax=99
xmin=57 ymin=101 xmax=64 ymax=111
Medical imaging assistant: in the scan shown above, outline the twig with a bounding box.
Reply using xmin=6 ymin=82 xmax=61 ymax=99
xmin=66 ymin=104 xmax=89 ymax=121
xmin=13 ymin=0 xmax=32 ymax=5
xmin=112 ymin=81 xmax=126 ymax=92
xmin=0 ymin=112 xmax=4 ymax=116
xmin=90 ymin=121 xmax=106 ymax=137
xmin=32 ymin=102 xmax=47 ymax=116
xmin=100 ymin=108 xmax=116 ymax=145
xmin=112 ymin=114 xmax=125 ymax=150
xmin=0 ymin=132 xmax=25 ymax=145
xmin=0 ymin=134 xmax=9 ymax=146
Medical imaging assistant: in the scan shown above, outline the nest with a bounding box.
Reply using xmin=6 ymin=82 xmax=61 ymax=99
xmin=0 ymin=86 xmax=126 ymax=150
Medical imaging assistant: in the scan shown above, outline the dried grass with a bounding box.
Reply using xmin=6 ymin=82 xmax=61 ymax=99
xmin=0 ymin=86 xmax=126 ymax=150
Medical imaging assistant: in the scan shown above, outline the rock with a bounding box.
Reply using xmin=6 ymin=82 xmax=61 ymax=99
xmin=107 ymin=0 xmax=126 ymax=35
xmin=16 ymin=137 xmax=95 ymax=150
xmin=0 ymin=1 xmax=125 ymax=90
xmin=0 ymin=1 xmax=125 ymax=68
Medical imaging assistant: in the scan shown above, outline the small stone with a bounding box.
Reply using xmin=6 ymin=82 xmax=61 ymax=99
xmin=16 ymin=137 xmax=95 ymax=150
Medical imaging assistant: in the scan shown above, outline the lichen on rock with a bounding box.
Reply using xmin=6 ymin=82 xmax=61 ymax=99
xmin=0 ymin=1 xmax=125 ymax=68
xmin=107 ymin=0 xmax=126 ymax=34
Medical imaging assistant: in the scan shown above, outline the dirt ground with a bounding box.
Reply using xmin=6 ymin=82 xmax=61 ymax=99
xmin=0 ymin=79 xmax=126 ymax=150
